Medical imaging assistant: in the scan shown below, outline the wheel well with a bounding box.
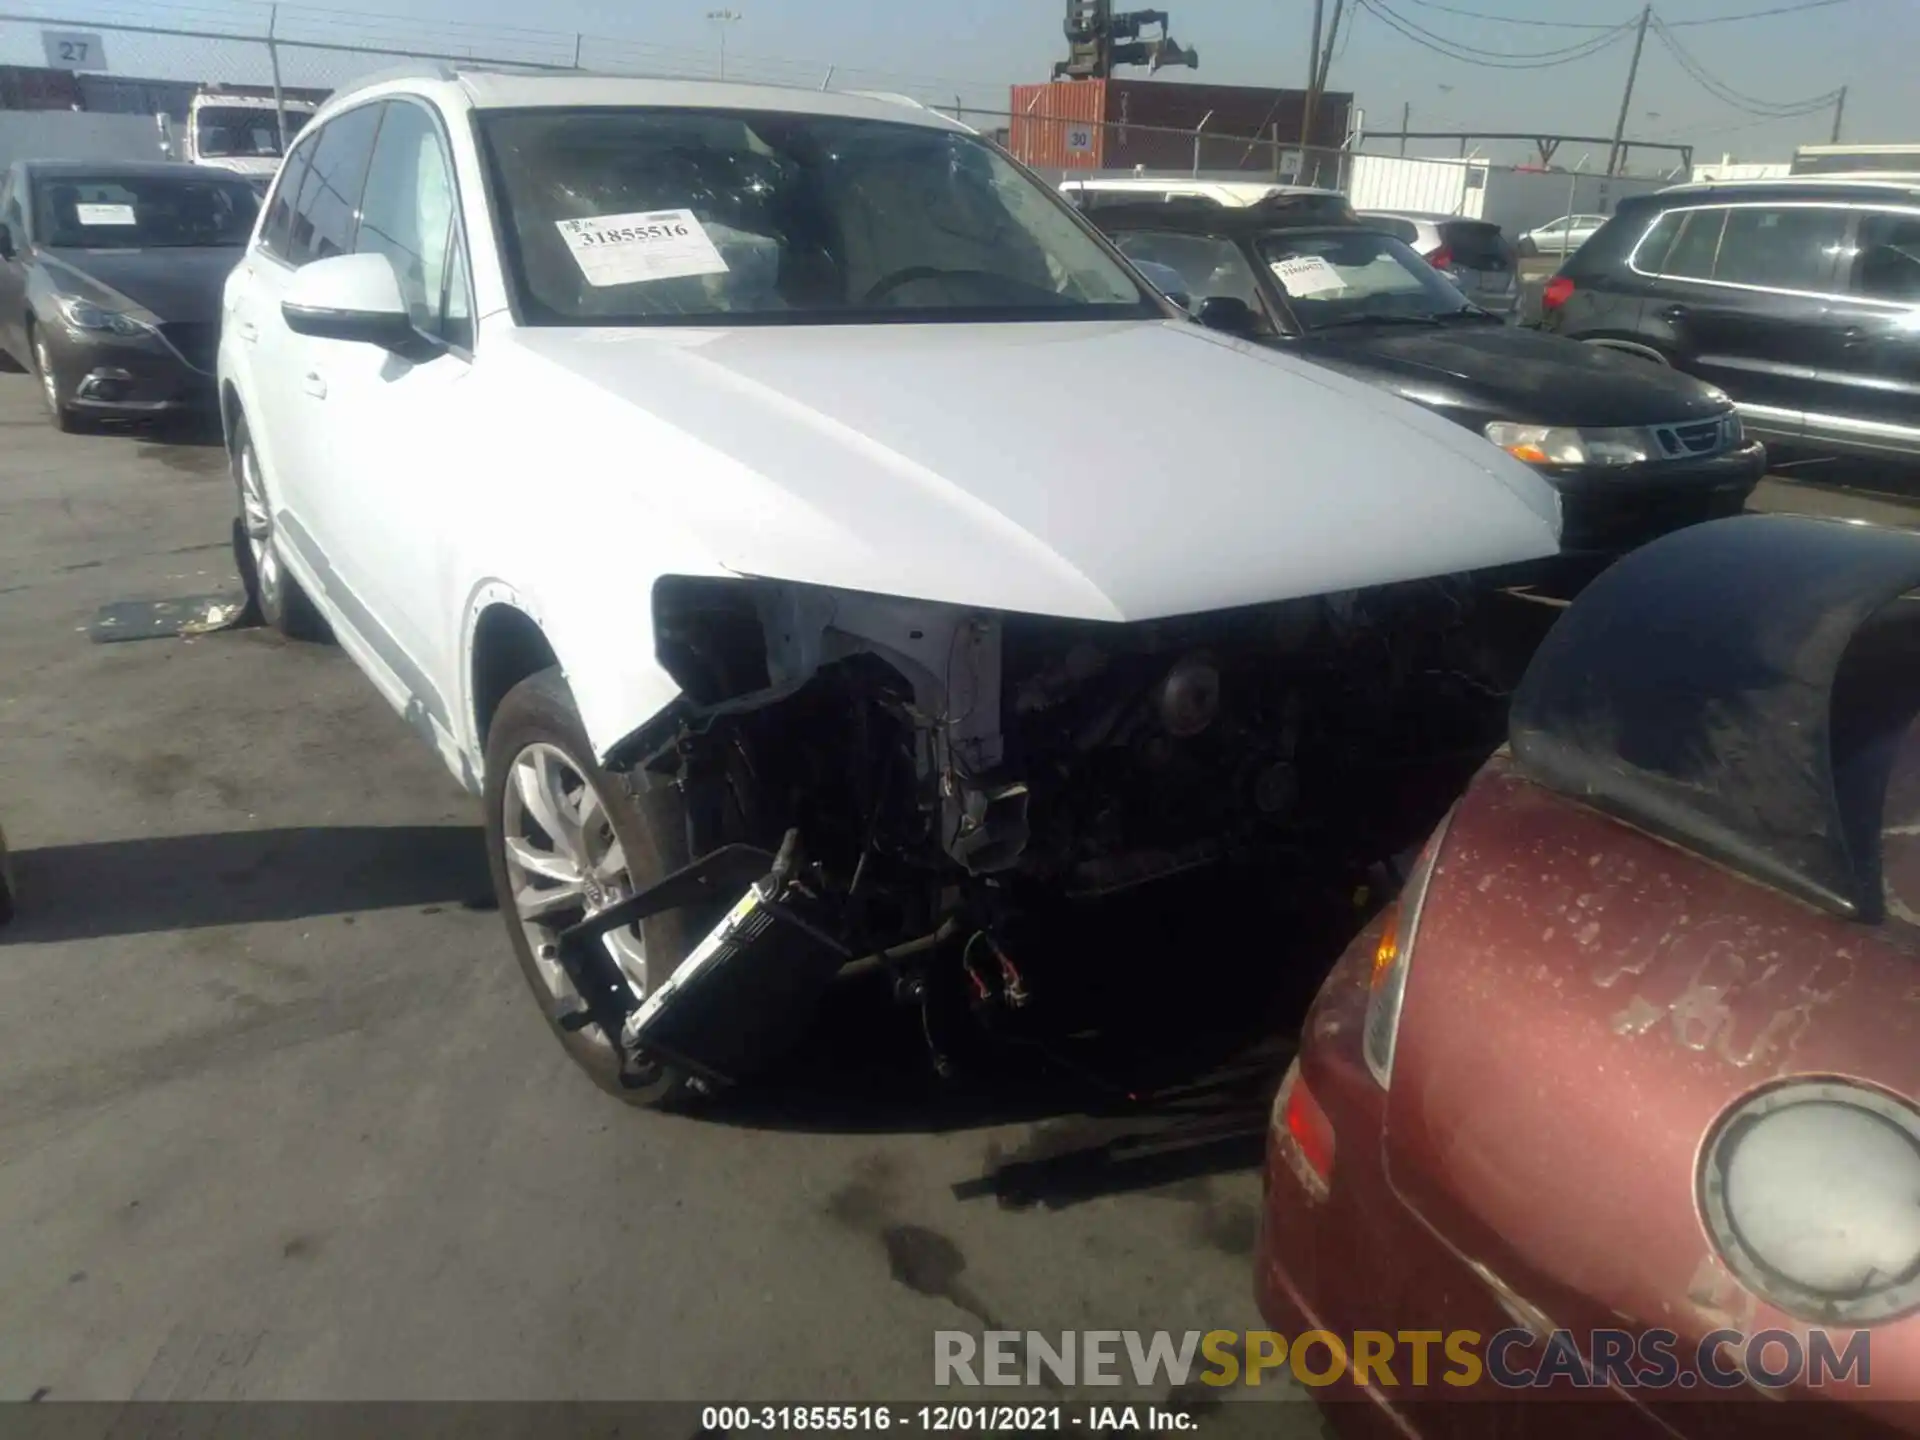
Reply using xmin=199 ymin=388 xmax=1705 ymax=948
xmin=1582 ymin=337 xmax=1670 ymax=366
xmin=220 ymin=382 xmax=243 ymax=448
xmin=471 ymin=604 xmax=558 ymax=746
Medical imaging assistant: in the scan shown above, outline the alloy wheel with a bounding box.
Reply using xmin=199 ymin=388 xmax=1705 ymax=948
xmin=237 ymin=441 xmax=283 ymax=611
xmin=501 ymin=741 xmax=648 ymax=1008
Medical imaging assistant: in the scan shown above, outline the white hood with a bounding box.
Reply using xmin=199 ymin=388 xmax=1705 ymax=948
xmin=508 ymin=319 xmax=1561 ymax=623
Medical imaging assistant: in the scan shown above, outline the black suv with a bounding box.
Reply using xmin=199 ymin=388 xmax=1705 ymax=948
xmin=1540 ymin=178 xmax=1920 ymax=464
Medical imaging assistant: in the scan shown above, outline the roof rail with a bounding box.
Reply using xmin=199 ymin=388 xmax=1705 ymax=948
xmin=325 ymin=60 xmax=462 ymax=105
xmin=845 ymin=90 xmax=926 ymax=109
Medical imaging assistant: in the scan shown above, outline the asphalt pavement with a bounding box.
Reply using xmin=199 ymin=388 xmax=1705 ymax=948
xmin=1 ymin=368 xmax=1913 ymax=1429
xmin=0 ymin=375 xmax=1318 ymax=1431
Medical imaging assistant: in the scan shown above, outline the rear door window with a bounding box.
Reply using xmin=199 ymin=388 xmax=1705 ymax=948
xmin=1713 ymin=205 xmax=1847 ymax=291
xmin=1848 ymin=210 xmax=1920 ymax=303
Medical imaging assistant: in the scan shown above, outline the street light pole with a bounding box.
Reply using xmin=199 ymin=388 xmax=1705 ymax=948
xmin=706 ymin=9 xmax=741 ymax=81
xmin=1831 ymin=85 xmax=1848 ymax=144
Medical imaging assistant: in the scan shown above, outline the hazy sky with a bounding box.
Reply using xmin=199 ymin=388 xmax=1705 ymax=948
xmin=0 ymin=0 xmax=1906 ymax=165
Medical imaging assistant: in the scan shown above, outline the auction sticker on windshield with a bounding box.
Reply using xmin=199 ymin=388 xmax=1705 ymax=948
xmin=556 ymin=209 xmax=730 ymax=288
xmin=1271 ymin=255 xmax=1346 ymax=297
xmin=75 ymin=203 xmax=136 ymax=227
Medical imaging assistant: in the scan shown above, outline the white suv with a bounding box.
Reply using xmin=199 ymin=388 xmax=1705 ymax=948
xmin=218 ymin=67 xmax=1560 ymax=1106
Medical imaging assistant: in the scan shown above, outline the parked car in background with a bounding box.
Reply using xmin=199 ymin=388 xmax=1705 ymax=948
xmin=1540 ymin=177 xmax=1920 ymax=465
xmin=1094 ymin=199 xmax=1763 ymax=555
xmin=1261 ymin=514 xmax=1920 ymax=1438
xmin=0 ymin=160 xmax=259 ymax=430
xmin=1060 ymin=176 xmax=1336 ymax=211
xmin=1517 ymin=212 xmax=1607 ymax=257
xmin=1355 ymin=209 xmax=1521 ymax=320
xmin=220 ymin=67 xmax=1564 ymax=1108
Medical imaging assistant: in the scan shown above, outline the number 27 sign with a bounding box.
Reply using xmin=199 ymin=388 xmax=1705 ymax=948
xmin=42 ymin=31 xmax=110 ymax=72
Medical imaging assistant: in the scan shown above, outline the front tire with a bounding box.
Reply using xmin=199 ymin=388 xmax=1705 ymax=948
xmin=229 ymin=414 xmax=329 ymax=640
xmin=29 ymin=322 xmax=78 ymax=433
xmin=483 ymin=666 xmax=717 ymax=1108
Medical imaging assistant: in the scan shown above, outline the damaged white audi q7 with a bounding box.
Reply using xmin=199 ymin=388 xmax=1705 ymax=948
xmin=217 ymin=68 xmax=1561 ymax=1105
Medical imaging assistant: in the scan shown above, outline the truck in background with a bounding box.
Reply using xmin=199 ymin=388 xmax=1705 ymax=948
xmin=1791 ymin=142 xmax=1920 ymax=176
xmin=157 ymin=85 xmax=317 ymax=183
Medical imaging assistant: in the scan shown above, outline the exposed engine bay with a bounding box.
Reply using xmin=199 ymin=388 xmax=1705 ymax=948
xmin=559 ymin=573 xmax=1544 ymax=1094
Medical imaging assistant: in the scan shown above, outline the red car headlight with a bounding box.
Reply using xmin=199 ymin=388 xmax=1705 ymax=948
xmin=1362 ymin=808 xmax=1455 ymax=1088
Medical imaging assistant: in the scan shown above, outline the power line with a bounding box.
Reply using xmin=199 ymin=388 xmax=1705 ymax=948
xmin=1662 ymin=0 xmax=1850 ymax=26
xmin=1398 ymin=0 xmax=1619 ymax=27
xmin=1372 ymin=0 xmax=1638 ymax=57
xmin=1650 ymin=16 xmax=1842 ymax=115
xmin=1359 ymin=0 xmax=1635 ymax=67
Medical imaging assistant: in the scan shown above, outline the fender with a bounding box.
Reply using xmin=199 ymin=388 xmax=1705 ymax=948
xmin=458 ymin=574 xmax=688 ymax=773
xmin=1510 ymin=514 xmax=1920 ymax=921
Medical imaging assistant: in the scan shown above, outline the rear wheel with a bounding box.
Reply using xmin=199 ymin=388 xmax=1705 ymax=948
xmin=482 ymin=666 xmax=720 ymax=1108
xmin=229 ymin=414 xmax=329 ymax=640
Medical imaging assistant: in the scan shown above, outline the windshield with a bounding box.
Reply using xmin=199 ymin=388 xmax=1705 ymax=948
xmin=478 ymin=108 xmax=1154 ymax=326
xmin=195 ymin=105 xmax=305 ymax=158
xmin=1256 ymin=228 xmax=1470 ymax=328
xmin=33 ymin=173 xmax=260 ymax=249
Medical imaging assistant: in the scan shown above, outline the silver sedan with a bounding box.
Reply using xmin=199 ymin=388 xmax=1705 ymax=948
xmin=1518 ymin=213 xmax=1608 ymax=257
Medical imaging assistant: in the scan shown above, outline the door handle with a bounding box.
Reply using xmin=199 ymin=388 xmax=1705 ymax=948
xmin=303 ymin=371 xmax=326 ymax=399
xmin=1661 ymin=304 xmax=1690 ymax=321
xmin=235 ymin=319 xmax=258 ymax=343
xmin=1842 ymin=326 xmax=1869 ymax=348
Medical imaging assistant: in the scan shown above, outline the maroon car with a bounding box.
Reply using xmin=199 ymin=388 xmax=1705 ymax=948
xmin=1258 ymin=514 xmax=1920 ymax=1438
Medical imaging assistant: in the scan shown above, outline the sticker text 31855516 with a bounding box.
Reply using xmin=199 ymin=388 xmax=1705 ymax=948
xmin=556 ymin=209 xmax=731 ymax=288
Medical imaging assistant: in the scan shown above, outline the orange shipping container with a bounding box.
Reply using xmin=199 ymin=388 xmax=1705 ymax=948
xmin=1009 ymin=79 xmax=1111 ymax=170
xmin=1008 ymin=79 xmax=1352 ymax=174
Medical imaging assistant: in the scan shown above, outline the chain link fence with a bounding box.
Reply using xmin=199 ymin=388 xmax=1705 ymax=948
xmin=0 ymin=2 xmax=1678 ymax=251
xmin=0 ymin=2 xmax=1018 ymax=105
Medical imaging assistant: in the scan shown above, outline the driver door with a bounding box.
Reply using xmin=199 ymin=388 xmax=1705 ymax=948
xmin=308 ymin=96 xmax=476 ymax=745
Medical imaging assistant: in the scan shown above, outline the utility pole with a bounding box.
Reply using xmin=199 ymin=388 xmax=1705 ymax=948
xmin=1299 ymin=0 xmax=1325 ymax=160
xmin=1300 ymin=0 xmax=1345 ymax=183
xmin=707 ymin=9 xmax=741 ymax=81
xmin=1606 ymin=4 xmax=1651 ymax=177
xmin=1400 ymin=100 xmax=1410 ymax=157
xmin=1831 ymin=84 xmax=1848 ymax=143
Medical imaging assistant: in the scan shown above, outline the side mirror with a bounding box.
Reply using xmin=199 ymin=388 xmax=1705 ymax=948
xmin=1196 ymin=295 xmax=1258 ymax=337
xmin=282 ymin=253 xmax=431 ymax=358
xmin=0 ymin=224 xmax=13 ymax=262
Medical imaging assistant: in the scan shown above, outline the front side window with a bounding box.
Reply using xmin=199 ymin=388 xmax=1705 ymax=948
xmin=1851 ymin=211 xmax=1920 ymax=303
xmin=479 ymin=108 xmax=1152 ymax=326
xmin=1256 ymin=228 xmax=1469 ymax=327
xmin=1713 ymin=206 xmax=1847 ymax=291
xmin=287 ymin=102 xmax=384 ymax=266
xmin=31 ymin=173 xmax=259 ymax=248
xmin=261 ymin=133 xmax=315 ymax=260
xmin=356 ymin=100 xmax=467 ymax=343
